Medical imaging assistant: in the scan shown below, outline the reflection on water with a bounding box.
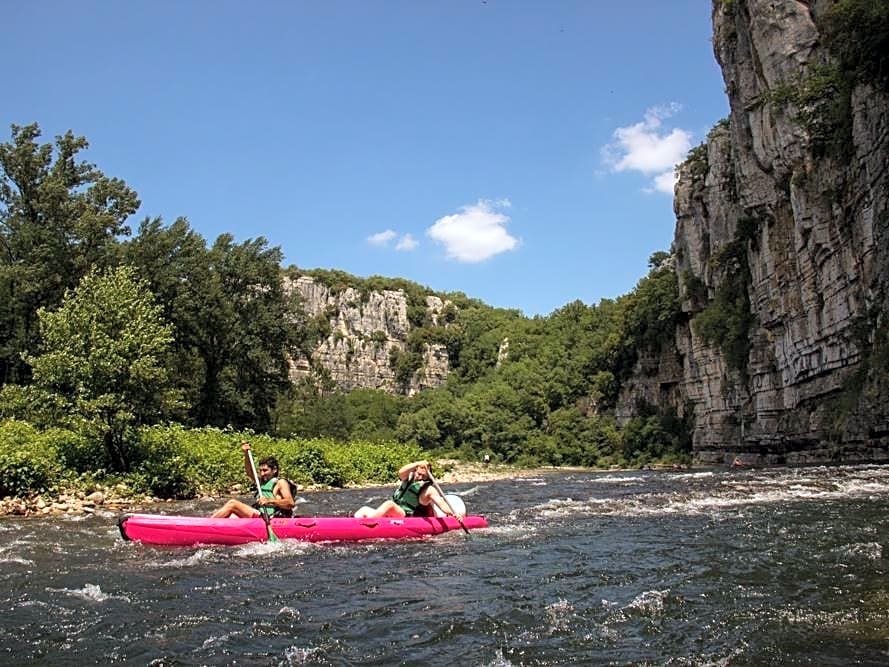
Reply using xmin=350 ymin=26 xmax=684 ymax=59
xmin=2 ymin=464 xmax=889 ymax=665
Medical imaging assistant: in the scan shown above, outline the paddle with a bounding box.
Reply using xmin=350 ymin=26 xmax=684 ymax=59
xmin=245 ymin=445 xmax=278 ymax=543
xmin=427 ymin=470 xmax=469 ymax=535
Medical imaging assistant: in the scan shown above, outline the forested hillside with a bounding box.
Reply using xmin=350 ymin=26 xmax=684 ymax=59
xmin=0 ymin=123 xmax=693 ymax=479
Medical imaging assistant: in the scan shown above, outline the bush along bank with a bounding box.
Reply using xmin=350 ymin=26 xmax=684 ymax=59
xmin=0 ymin=419 xmax=423 ymax=516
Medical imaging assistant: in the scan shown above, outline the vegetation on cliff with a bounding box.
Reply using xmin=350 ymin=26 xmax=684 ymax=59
xmin=691 ymin=216 xmax=758 ymax=377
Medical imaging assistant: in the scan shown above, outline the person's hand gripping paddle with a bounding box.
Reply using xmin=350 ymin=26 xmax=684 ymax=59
xmin=427 ymin=469 xmax=469 ymax=535
xmin=244 ymin=442 xmax=278 ymax=543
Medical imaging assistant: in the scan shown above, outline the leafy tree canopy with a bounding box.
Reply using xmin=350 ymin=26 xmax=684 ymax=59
xmin=0 ymin=123 xmax=139 ymax=384
xmin=26 ymin=265 xmax=175 ymax=471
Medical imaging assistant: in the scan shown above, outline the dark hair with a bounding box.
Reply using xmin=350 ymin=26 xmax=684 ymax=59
xmin=258 ymin=456 xmax=280 ymax=473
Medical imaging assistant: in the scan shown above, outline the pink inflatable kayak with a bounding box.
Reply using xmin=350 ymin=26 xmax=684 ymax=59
xmin=118 ymin=513 xmax=488 ymax=546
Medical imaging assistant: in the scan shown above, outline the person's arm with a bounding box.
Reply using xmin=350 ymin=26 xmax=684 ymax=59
xmin=398 ymin=460 xmax=429 ymax=481
xmin=241 ymin=441 xmax=253 ymax=480
xmin=423 ymin=486 xmax=465 ymax=520
xmin=274 ymin=478 xmax=295 ymax=511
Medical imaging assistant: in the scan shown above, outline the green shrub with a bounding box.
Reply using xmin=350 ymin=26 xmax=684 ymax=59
xmin=0 ymin=419 xmax=63 ymax=497
xmin=133 ymin=427 xmax=198 ymax=498
xmin=682 ymin=142 xmax=709 ymax=181
xmin=42 ymin=428 xmax=108 ymax=473
xmin=323 ymin=440 xmax=421 ymax=485
xmin=692 ymin=220 xmax=758 ymax=375
xmin=820 ymin=0 xmax=889 ymax=89
xmin=283 ymin=442 xmax=345 ymax=487
xmin=134 ymin=426 xmax=420 ymax=493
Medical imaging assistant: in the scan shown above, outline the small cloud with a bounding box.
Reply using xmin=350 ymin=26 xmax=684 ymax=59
xmin=427 ymin=199 xmax=518 ymax=263
xmin=602 ymin=103 xmax=692 ymax=194
xmin=367 ymin=229 xmax=397 ymax=246
xmin=395 ymin=234 xmax=418 ymax=251
xmin=368 ymin=229 xmax=418 ymax=252
xmin=651 ymin=169 xmax=680 ymax=194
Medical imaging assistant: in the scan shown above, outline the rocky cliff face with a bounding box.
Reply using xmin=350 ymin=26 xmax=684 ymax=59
xmin=618 ymin=0 xmax=889 ymax=465
xmin=285 ymin=276 xmax=450 ymax=395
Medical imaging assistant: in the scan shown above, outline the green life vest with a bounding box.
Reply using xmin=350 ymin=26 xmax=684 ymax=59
xmin=392 ymin=478 xmax=432 ymax=516
xmin=256 ymin=476 xmax=293 ymax=518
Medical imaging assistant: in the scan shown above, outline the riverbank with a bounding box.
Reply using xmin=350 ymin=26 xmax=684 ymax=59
xmin=0 ymin=460 xmax=664 ymax=517
xmin=437 ymin=460 xmax=587 ymax=484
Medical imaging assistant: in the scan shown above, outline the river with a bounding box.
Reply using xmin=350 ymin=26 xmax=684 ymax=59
xmin=2 ymin=464 xmax=889 ymax=665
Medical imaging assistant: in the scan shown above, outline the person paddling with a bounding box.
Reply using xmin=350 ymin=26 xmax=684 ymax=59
xmin=354 ymin=460 xmax=465 ymax=520
xmin=211 ymin=442 xmax=296 ymax=519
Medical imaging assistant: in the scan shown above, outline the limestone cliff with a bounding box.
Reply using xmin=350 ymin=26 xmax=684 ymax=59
xmin=284 ymin=276 xmax=450 ymax=395
xmin=618 ymin=0 xmax=889 ymax=465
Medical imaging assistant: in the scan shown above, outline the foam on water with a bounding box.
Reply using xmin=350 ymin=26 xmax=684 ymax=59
xmin=234 ymin=537 xmax=313 ymax=558
xmin=538 ymin=465 xmax=889 ymax=519
xmin=282 ymin=645 xmax=323 ymax=665
xmin=199 ymin=629 xmax=242 ymax=649
xmin=0 ymin=556 xmax=33 ymax=565
xmin=51 ymin=583 xmax=130 ymax=603
xmin=623 ymin=589 xmax=669 ymax=617
xmin=670 ymin=471 xmax=715 ymax=480
xmin=590 ymin=475 xmax=644 ymax=484
xmin=278 ymin=606 xmax=301 ymax=619
xmin=543 ymin=598 xmax=574 ymax=633
xmin=525 ymin=498 xmax=580 ymax=516
xmin=482 ymin=650 xmax=515 ymax=667
xmin=485 ymin=523 xmax=538 ymax=539
xmin=153 ymin=547 xmax=219 ymax=568
xmin=833 ymin=541 xmax=883 ymax=561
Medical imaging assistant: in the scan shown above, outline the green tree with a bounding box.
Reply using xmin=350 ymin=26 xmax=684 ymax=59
xmin=0 ymin=123 xmax=139 ymax=385
xmin=123 ymin=221 xmax=304 ymax=430
xmin=820 ymin=0 xmax=889 ymax=89
xmin=26 ymin=265 xmax=175 ymax=471
xmin=119 ymin=216 xmax=207 ymax=419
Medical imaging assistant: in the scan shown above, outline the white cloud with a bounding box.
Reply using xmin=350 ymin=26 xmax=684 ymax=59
xmin=427 ymin=199 xmax=518 ymax=263
xmin=367 ymin=229 xmax=418 ymax=252
xmin=395 ymin=234 xmax=418 ymax=251
xmin=652 ymin=169 xmax=680 ymax=194
xmin=367 ymin=229 xmax=397 ymax=246
xmin=602 ymin=103 xmax=692 ymax=194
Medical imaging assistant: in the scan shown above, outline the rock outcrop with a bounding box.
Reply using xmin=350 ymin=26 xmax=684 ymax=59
xmin=285 ymin=276 xmax=450 ymax=395
xmin=618 ymin=0 xmax=889 ymax=465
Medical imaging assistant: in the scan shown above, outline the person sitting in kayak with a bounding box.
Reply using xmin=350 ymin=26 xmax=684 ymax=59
xmin=353 ymin=460 xmax=464 ymax=520
xmin=211 ymin=442 xmax=296 ymax=519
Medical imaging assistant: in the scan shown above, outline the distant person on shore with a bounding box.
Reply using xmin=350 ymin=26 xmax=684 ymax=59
xmin=353 ymin=460 xmax=465 ymax=520
xmin=483 ymin=453 xmax=491 ymax=465
xmin=211 ymin=442 xmax=296 ymax=519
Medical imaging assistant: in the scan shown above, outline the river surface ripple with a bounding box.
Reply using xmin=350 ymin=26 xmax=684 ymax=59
xmin=2 ymin=464 xmax=889 ymax=666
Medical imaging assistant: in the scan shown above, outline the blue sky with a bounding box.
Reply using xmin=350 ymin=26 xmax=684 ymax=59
xmin=5 ymin=1 xmax=728 ymax=317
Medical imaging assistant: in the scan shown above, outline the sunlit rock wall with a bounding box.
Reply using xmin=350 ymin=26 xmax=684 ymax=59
xmin=619 ymin=0 xmax=889 ymax=465
xmin=284 ymin=276 xmax=450 ymax=395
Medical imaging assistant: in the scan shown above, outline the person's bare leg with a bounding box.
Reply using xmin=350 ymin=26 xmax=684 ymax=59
xmin=211 ymin=499 xmax=259 ymax=518
xmin=354 ymin=500 xmax=406 ymax=518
